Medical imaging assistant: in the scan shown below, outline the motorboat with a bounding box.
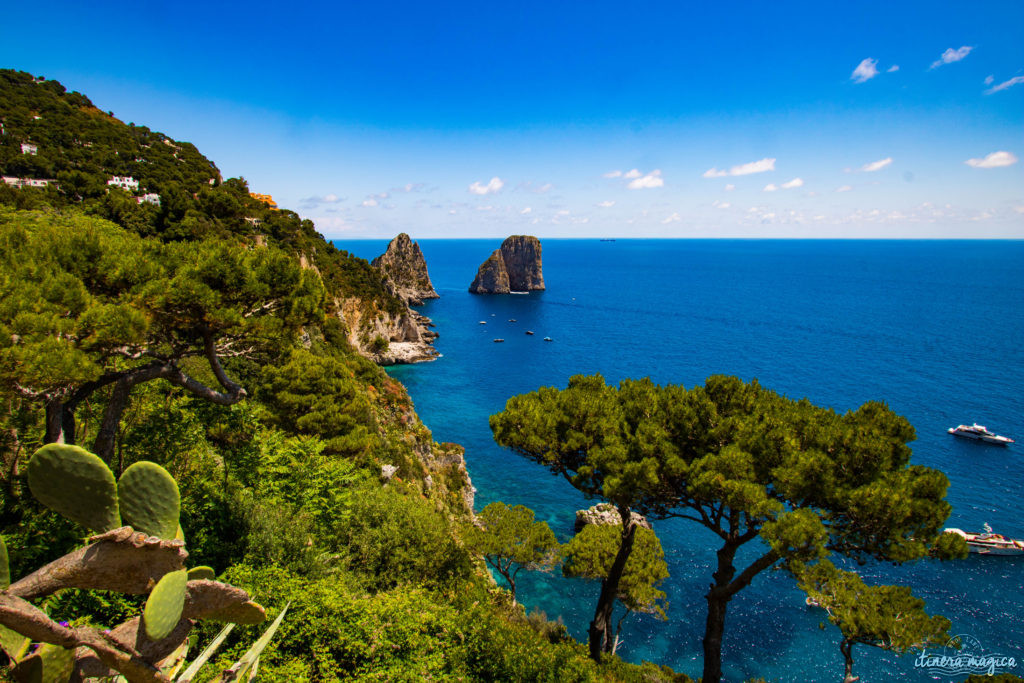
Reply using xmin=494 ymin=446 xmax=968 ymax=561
xmin=478 ymin=321 xmax=486 ymax=325
xmin=525 ymin=330 xmax=534 ymax=335
xmin=543 ymin=337 xmax=553 ymax=342
xmin=944 ymin=524 xmax=1024 ymax=555
xmin=947 ymin=423 xmax=1014 ymax=446
xmin=493 ymin=338 xmax=504 ymax=343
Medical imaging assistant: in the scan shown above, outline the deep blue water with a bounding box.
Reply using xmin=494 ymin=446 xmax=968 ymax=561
xmin=338 ymin=238 xmax=1024 ymax=682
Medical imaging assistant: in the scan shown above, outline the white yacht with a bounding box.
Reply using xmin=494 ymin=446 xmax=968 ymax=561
xmin=947 ymin=423 xmax=1014 ymax=445
xmin=945 ymin=525 xmax=1024 ymax=556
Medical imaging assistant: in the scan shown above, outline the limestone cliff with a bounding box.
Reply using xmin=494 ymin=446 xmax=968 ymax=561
xmin=337 ymin=296 xmax=439 ymax=365
xmin=574 ymin=503 xmax=651 ymax=532
xmin=372 ymin=233 xmax=439 ymax=306
xmin=469 ymin=235 xmax=544 ymax=294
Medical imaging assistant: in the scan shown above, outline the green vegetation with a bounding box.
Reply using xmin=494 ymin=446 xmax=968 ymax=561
xmin=464 ymin=501 xmax=560 ymax=604
xmin=563 ymin=524 xmax=668 ymax=655
xmin=491 ymin=373 xmax=966 ymax=681
xmin=796 ymin=560 xmax=951 ymax=683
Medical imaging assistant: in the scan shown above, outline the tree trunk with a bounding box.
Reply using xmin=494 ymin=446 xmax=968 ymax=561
xmin=702 ymin=540 xmax=739 ymax=683
xmin=587 ymin=505 xmax=638 ymax=661
xmin=44 ymin=400 xmax=65 ymax=444
xmin=93 ymin=379 xmax=131 ymax=465
xmin=840 ymin=639 xmax=858 ymax=683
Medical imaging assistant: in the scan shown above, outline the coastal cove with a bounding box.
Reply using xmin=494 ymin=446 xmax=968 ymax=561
xmin=340 ymin=238 xmax=1024 ymax=682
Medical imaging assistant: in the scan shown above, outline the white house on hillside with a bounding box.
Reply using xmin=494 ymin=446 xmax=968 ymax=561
xmin=136 ymin=193 xmax=161 ymax=206
xmin=107 ymin=176 xmax=140 ymax=191
xmin=20 ymin=143 xmax=38 ymax=155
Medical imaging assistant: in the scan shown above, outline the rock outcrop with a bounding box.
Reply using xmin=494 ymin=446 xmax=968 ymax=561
xmin=337 ymin=297 xmax=439 ymax=365
xmin=574 ymin=503 xmax=652 ymax=532
xmin=372 ymin=233 xmax=439 ymax=306
xmin=469 ymin=235 xmax=544 ymax=294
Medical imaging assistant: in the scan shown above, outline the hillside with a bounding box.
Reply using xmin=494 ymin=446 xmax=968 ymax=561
xmin=0 ymin=70 xmax=687 ymax=681
xmin=0 ymin=68 xmax=425 ymax=359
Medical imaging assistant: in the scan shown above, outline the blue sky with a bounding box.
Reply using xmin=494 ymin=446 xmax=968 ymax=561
xmin=2 ymin=1 xmax=1023 ymax=238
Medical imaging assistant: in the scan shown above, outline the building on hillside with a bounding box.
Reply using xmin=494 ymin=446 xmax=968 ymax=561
xmin=20 ymin=143 xmax=38 ymax=155
xmin=107 ymin=176 xmax=140 ymax=191
xmin=244 ymin=217 xmax=263 ymax=227
xmin=3 ymin=177 xmax=55 ymax=188
xmin=250 ymin=192 xmax=278 ymax=209
xmin=136 ymin=193 xmax=161 ymax=206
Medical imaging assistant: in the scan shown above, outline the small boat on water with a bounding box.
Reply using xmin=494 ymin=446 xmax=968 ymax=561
xmin=948 ymin=423 xmax=1014 ymax=446
xmin=493 ymin=338 xmax=504 ymax=343
xmin=478 ymin=321 xmax=486 ymax=324
xmin=945 ymin=524 xmax=1024 ymax=555
xmin=525 ymin=330 xmax=534 ymax=335
xmin=508 ymin=319 xmax=516 ymax=322
xmin=543 ymin=337 xmax=553 ymax=342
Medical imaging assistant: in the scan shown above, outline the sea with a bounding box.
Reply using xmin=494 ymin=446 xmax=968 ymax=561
xmin=336 ymin=238 xmax=1024 ymax=683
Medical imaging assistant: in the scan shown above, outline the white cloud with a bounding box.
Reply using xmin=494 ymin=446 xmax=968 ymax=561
xmin=623 ymin=169 xmax=642 ymax=179
xmin=1014 ymin=206 xmax=1024 ymax=214
xmin=964 ymin=151 xmax=1018 ymax=168
xmin=324 ymin=193 xmax=339 ymax=202
xmin=725 ymin=183 xmax=735 ymax=191
xmin=362 ymin=199 xmax=378 ymax=207
xmin=861 ymin=157 xmax=893 ymax=172
xmin=596 ymin=200 xmax=615 ymax=208
xmin=603 ymin=170 xmax=623 ymax=178
xmin=887 ymin=65 xmax=900 ymax=73
xmin=628 ymin=170 xmax=664 ymax=189
xmin=468 ymin=177 xmax=504 ymax=195
xmin=716 ymin=202 xmax=731 ymax=209
xmin=836 ymin=185 xmax=853 ymax=193
xmin=851 ymin=58 xmax=879 ymax=84
xmin=556 ymin=210 xmax=570 ymax=216
xmin=985 ymin=75 xmax=1024 ymax=95
xmin=704 ymin=157 xmax=776 ymax=178
xmin=931 ymin=46 xmax=973 ymax=69
xmin=661 ymin=212 xmax=681 ymax=224
xmin=763 ymin=183 xmax=778 ymax=192
xmin=985 ymin=75 xmax=995 ymax=85
xmin=781 ymin=177 xmax=804 ymax=189
xmin=392 ymin=183 xmax=426 ymax=193
xmin=520 ymin=207 xmax=532 ymax=214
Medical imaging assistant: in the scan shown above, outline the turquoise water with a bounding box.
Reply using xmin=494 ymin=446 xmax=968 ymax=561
xmin=338 ymin=238 xmax=1024 ymax=682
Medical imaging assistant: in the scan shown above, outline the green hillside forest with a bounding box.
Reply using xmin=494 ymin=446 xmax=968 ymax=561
xmin=0 ymin=69 xmax=988 ymax=683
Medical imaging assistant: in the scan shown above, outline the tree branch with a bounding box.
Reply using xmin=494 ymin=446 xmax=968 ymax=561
xmin=724 ymin=548 xmax=781 ymax=598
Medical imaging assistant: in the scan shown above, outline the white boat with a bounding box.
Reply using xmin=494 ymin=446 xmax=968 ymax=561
xmin=945 ymin=525 xmax=1024 ymax=555
xmin=947 ymin=423 xmax=1014 ymax=446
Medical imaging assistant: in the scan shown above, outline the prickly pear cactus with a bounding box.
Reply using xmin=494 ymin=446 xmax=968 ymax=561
xmin=117 ymin=461 xmax=180 ymax=539
xmin=27 ymin=444 xmax=120 ymax=533
xmin=12 ymin=642 xmax=75 ymax=683
xmin=144 ymin=568 xmax=188 ymax=641
xmin=187 ymin=566 xmax=216 ymax=581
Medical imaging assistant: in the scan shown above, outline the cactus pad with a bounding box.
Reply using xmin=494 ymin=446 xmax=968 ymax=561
xmin=118 ymin=461 xmax=180 ymax=539
xmin=13 ymin=643 xmax=75 ymax=683
xmin=144 ymin=569 xmax=188 ymax=641
xmin=206 ymin=600 xmax=267 ymax=625
xmin=27 ymin=444 xmax=120 ymax=532
xmin=187 ymin=566 xmax=216 ymax=581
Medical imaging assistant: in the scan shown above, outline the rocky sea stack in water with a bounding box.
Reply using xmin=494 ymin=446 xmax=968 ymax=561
xmin=360 ymin=233 xmax=440 ymax=365
xmin=372 ymin=233 xmax=439 ymax=306
xmin=469 ymin=235 xmax=545 ymax=294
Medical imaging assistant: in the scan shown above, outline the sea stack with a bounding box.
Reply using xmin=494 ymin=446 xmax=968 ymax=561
xmin=372 ymin=233 xmax=439 ymax=305
xmin=469 ymin=235 xmax=544 ymax=294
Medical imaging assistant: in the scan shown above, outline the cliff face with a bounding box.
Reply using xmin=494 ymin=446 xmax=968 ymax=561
xmin=371 ymin=233 xmax=439 ymax=306
xmin=468 ymin=250 xmax=510 ymax=294
xmin=468 ymin=235 xmax=544 ymax=294
xmin=338 ymin=297 xmax=439 ymax=365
